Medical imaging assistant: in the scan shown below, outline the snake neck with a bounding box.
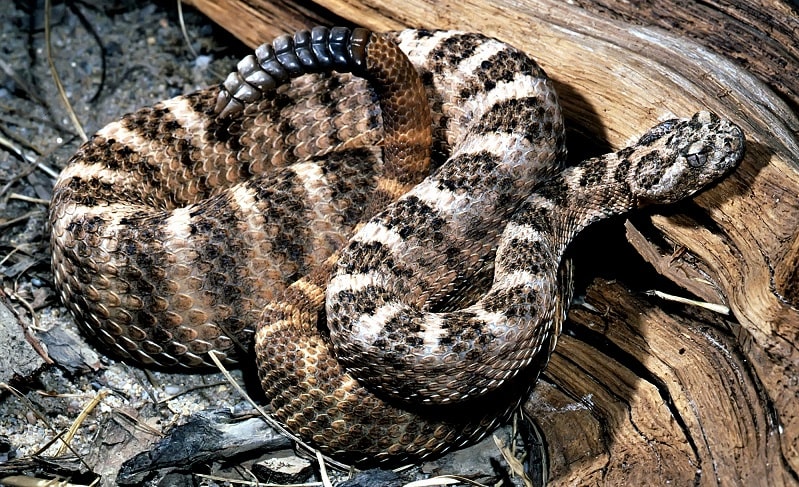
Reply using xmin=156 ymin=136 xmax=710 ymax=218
xmin=510 ymin=151 xmax=637 ymax=263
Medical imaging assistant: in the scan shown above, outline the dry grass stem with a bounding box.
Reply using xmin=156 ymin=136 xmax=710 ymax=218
xmin=492 ymin=436 xmax=532 ymax=487
xmin=177 ymin=0 xmax=199 ymax=58
xmin=316 ymin=450 xmax=333 ymax=487
xmin=208 ymin=351 xmax=351 ymax=472
xmin=55 ymin=390 xmax=109 ymax=456
xmin=110 ymin=409 xmax=165 ymax=438
xmin=44 ymin=0 xmax=87 ymax=142
xmin=645 ymin=289 xmax=730 ymax=314
xmin=0 ymin=384 xmax=86 ymax=466
xmin=8 ymin=194 xmax=50 ymax=205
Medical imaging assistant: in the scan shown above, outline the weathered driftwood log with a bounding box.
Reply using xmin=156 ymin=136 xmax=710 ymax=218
xmin=184 ymin=0 xmax=799 ymax=484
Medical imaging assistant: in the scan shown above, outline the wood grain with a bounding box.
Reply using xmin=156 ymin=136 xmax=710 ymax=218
xmin=184 ymin=0 xmax=799 ymax=483
xmin=529 ymin=279 xmax=788 ymax=485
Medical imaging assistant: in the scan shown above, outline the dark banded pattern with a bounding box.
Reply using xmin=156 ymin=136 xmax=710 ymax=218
xmin=51 ymin=28 xmax=431 ymax=367
xmin=255 ymin=29 xmax=742 ymax=465
xmin=51 ymin=27 xmax=745 ymax=467
xmin=255 ymin=29 xmax=569 ymax=465
xmin=325 ymin=32 xmax=566 ymax=404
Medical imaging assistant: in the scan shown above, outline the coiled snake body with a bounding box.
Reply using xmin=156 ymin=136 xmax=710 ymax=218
xmin=50 ymin=27 xmax=744 ymax=465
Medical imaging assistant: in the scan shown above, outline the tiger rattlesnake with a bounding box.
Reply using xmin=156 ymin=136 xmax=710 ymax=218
xmin=50 ymin=27 xmax=745 ymax=465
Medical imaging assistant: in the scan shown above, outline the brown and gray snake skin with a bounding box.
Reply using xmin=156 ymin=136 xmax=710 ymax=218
xmin=49 ymin=27 xmax=745 ymax=466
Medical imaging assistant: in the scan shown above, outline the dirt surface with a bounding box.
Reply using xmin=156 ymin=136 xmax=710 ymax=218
xmin=0 ymin=1 xmax=253 ymax=483
xmin=0 ymin=2 xmax=526 ymax=485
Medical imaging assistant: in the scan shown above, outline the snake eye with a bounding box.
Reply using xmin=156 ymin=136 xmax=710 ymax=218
xmin=685 ymin=150 xmax=708 ymax=168
xmin=682 ymin=139 xmax=710 ymax=168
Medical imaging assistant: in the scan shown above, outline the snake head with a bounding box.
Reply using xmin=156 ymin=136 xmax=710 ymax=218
xmin=626 ymin=111 xmax=745 ymax=206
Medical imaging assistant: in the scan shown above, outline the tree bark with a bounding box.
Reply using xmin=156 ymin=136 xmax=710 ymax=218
xmin=184 ymin=0 xmax=799 ymax=484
